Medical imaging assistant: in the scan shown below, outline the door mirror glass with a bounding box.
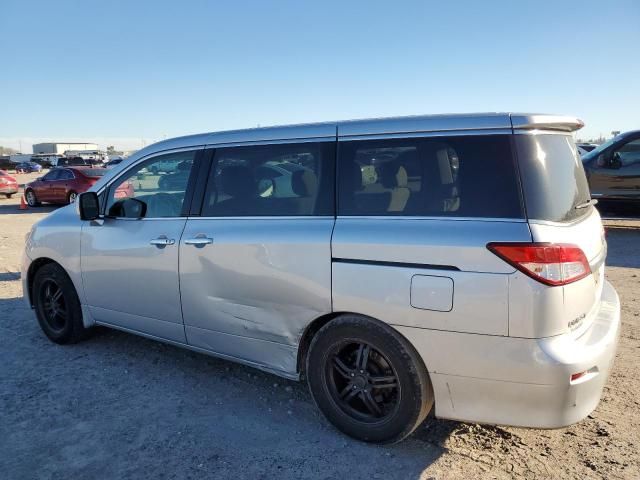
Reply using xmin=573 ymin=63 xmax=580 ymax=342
xmin=108 ymin=198 xmax=147 ymax=219
xmin=78 ymin=192 xmax=100 ymax=220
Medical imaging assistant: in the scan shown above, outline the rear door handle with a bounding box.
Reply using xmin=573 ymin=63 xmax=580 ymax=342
xmin=184 ymin=235 xmax=214 ymax=246
xmin=150 ymin=236 xmax=176 ymax=247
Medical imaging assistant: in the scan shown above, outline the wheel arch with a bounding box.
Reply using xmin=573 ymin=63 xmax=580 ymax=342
xmin=297 ymin=311 xmax=428 ymax=378
xmin=26 ymin=257 xmax=61 ymax=306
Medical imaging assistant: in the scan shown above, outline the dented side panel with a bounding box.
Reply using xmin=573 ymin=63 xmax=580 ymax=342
xmin=179 ymin=217 xmax=333 ymax=375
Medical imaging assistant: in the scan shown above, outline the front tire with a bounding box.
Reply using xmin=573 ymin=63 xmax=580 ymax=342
xmin=25 ymin=189 xmax=40 ymax=206
xmin=306 ymin=315 xmax=433 ymax=443
xmin=33 ymin=263 xmax=91 ymax=344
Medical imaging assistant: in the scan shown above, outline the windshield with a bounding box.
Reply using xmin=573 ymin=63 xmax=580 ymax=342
xmin=515 ymin=134 xmax=592 ymax=223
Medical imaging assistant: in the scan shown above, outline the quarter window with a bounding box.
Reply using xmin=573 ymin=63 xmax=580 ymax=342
xmin=106 ymin=151 xmax=197 ymax=218
xmin=201 ymin=142 xmax=334 ymax=216
xmin=338 ymin=135 xmax=522 ymax=218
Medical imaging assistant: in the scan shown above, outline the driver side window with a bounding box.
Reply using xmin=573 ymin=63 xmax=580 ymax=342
xmin=612 ymin=139 xmax=640 ymax=168
xmin=106 ymin=151 xmax=197 ymax=218
xmin=43 ymin=170 xmax=61 ymax=181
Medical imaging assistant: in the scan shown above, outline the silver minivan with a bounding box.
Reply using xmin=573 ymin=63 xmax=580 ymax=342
xmin=22 ymin=113 xmax=621 ymax=443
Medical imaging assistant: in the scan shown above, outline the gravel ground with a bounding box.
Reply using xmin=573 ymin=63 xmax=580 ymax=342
xmin=1 ymin=176 xmax=639 ymax=479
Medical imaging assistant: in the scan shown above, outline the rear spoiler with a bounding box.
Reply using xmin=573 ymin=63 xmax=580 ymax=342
xmin=510 ymin=114 xmax=584 ymax=132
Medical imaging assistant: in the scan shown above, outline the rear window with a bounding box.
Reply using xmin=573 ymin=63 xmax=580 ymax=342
xmin=337 ymin=135 xmax=523 ymax=218
xmin=79 ymin=168 xmax=107 ymax=177
xmin=515 ymin=134 xmax=592 ymax=223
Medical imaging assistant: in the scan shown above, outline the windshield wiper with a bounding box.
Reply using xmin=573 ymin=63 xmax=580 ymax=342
xmin=575 ymin=198 xmax=598 ymax=209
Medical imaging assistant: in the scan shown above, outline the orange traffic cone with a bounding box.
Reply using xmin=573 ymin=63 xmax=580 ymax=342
xmin=19 ymin=194 xmax=28 ymax=210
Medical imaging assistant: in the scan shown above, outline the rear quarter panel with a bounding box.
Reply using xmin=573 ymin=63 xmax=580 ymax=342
xmin=332 ymin=218 xmax=532 ymax=336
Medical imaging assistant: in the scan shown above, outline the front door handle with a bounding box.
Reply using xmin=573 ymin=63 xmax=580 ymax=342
xmin=150 ymin=236 xmax=176 ymax=247
xmin=184 ymin=235 xmax=214 ymax=246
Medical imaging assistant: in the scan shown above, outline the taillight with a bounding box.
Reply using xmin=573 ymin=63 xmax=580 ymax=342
xmin=487 ymin=243 xmax=591 ymax=286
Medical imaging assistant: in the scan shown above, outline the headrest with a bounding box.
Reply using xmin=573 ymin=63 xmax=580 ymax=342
xmin=436 ymin=149 xmax=454 ymax=185
xmin=219 ymin=165 xmax=256 ymax=198
xmin=395 ymin=166 xmax=408 ymax=187
xmin=379 ymin=163 xmax=408 ymax=188
xmin=291 ymin=168 xmax=318 ymax=197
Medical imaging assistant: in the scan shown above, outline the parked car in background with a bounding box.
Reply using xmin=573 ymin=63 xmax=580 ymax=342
xmin=0 ymin=170 xmax=19 ymax=198
xmin=576 ymin=142 xmax=598 ymax=153
xmin=23 ymin=113 xmax=620 ymax=444
xmin=105 ymin=158 xmax=124 ymax=169
xmin=57 ymin=156 xmax=95 ymax=167
xmin=15 ymin=162 xmax=43 ymax=173
xmin=24 ymin=167 xmax=118 ymax=206
xmin=582 ymin=130 xmax=640 ymax=202
xmin=0 ymin=157 xmax=16 ymax=171
xmin=32 ymin=154 xmax=64 ymax=168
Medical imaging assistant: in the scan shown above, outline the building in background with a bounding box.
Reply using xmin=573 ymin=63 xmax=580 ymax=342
xmin=32 ymin=142 xmax=98 ymax=154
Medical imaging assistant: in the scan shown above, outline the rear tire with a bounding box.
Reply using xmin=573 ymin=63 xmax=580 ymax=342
xmin=306 ymin=314 xmax=433 ymax=443
xmin=5 ymin=193 xmax=13 ymax=198
xmin=33 ymin=263 xmax=91 ymax=344
xmin=67 ymin=191 xmax=78 ymax=204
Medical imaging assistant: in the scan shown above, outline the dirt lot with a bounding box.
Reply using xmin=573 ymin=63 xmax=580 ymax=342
xmin=1 ymin=175 xmax=639 ymax=479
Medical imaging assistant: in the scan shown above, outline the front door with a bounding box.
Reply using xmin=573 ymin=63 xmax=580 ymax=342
xmin=179 ymin=142 xmax=335 ymax=375
xmin=587 ymin=136 xmax=640 ymax=200
xmin=81 ymin=149 xmax=201 ymax=342
xmin=51 ymin=168 xmax=74 ymax=202
xmin=37 ymin=169 xmax=60 ymax=202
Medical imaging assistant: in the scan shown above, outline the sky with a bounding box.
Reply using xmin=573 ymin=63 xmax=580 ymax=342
xmin=1 ymin=0 xmax=638 ymax=152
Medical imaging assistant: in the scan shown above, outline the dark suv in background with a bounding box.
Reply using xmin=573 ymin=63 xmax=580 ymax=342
xmin=582 ymin=130 xmax=640 ymax=202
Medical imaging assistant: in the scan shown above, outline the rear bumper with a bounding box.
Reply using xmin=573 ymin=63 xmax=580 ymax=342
xmin=0 ymin=185 xmax=18 ymax=194
xmin=395 ymin=280 xmax=621 ymax=428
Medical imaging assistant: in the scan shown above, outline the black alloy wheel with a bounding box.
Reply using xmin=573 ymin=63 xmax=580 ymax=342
xmin=33 ymin=263 xmax=91 ymax=344
xmin=327 ymin=341 xmax=400 ymax=423
xmin=306 ymin=315 xmax=433 ymax=443
xmin=38 ymin=279 xmax=68 ymax=333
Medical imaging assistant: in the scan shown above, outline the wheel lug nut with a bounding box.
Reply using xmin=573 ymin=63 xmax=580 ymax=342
xmin=351 ymin=373 xmax=355 ymax=377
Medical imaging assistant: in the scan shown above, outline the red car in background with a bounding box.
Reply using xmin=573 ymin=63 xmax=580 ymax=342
xmin=24 ymin=167 xmax=133 ymax=206
xmin=0 ymin=170 xmax=19 ymax=198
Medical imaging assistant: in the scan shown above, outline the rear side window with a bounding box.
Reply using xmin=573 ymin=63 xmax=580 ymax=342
xmin=338 ymin=135 xmax=523 ymax=218
xmin=80 ymin=168 xmax=107 ymax=177
xmin=202 ymin=142 xmax=334 ymax=216
xmin=515 ymin=134 xmax=591 ymax=223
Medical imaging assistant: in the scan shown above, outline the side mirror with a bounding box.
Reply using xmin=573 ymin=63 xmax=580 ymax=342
xmin=78 ymin=192 xmax=100 ymax=220
xmin=108 ymin=198 xmax=147 ymax=219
